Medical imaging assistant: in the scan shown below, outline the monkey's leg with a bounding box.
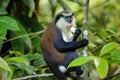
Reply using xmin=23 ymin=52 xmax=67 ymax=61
xmin=54 ymin=69 xmax=67 ymax=80
xmin=75 ymin=66 xmax=83 ymax=75
xmin=66 ymin=67 xmax=83 ymax=80
xmin=49 ymin=65 xmax=67 ymax=80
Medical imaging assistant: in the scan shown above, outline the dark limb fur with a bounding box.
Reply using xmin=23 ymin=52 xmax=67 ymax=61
xmin=53 ymin=28 xmax=88 ymax=53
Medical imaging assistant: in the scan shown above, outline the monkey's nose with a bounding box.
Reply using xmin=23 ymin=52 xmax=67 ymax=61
xmin=66 ymin=18 xmax=72 ymax=23
xmin=67 ymin=24 xmax=72 ymax=29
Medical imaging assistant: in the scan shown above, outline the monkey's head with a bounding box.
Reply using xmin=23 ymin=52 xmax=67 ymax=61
xmin=55 ymin=10 xmax=77 ymax=33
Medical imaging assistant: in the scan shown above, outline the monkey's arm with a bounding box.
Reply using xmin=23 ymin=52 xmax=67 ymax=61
xmin=72 ymin=29 xmax=81 ymax=41
xmin=53 ymin=38 xmax=88 ymax=52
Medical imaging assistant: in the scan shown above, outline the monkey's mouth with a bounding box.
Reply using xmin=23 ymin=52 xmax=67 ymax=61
xmin=67 ymin=23 xmax=72 ymax=29
xmin=67 ymin=24 xmax=77 ymax=33
xmin=70 ymin=26 xmax=77 ymax=33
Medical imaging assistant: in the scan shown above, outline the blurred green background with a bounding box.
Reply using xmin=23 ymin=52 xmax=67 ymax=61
xmin=0 ymin=0 xmax=120 ymax=80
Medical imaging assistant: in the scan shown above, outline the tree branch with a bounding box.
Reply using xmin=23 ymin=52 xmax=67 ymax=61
xmin=103 ymin=72 xmax=120 ymax=80
xmin=82 ymin=0 xmax=89 ymax=80
xmin=13 ymin=73 xmax=54 ymax=80
xmin=90 ymin=0 xmax=110 ymax=10
xmin=57 ymin=0 xmax=71 ymax=10
xmin=2 ymin=30 xmax=44 ymax=44
xmin=83 ymin=0 xmax=89 ymax=31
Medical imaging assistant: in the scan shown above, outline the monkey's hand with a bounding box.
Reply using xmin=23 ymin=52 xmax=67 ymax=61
xmin=74 ymin=29 xmax=81 ymax=37
xmin=81 ymin=38 xmax=89 ymax=47
xmin=72 ymin=29 xmax=81 ymax=41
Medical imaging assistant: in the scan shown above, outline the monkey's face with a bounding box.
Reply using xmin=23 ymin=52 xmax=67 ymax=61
xmin=55 ymin=11 xmax=77 ymax=33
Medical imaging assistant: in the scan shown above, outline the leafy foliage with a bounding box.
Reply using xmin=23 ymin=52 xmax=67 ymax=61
xmin=22 ymin=0 xmax=35 ymax=11
xmin=100 ymin=42 xmax=119 ymax=57
xmin=0 ymin=0 xmax=120 ymax=80
xmin=0 ymin=16 xmax=20 ymax=39
xmin=94 ymin=57 xmax=108 ymax=78
xmin=68 ymin=42 xmax=119 ymax=79
xmin=68 ymin=56 xmax=108 ymax=78
xmin=0 ymin=57 xmax=10 ymax=74
xmin=68 ymin=56 xmax=94 ymax=68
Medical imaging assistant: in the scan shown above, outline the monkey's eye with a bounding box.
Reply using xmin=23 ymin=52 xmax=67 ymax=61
xmin=64 ymin=16 xmax=72 ymax=19
xmin=64 ymin=16 xmax=73 ymax=23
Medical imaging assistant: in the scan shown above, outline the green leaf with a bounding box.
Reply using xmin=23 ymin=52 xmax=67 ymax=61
xmin=100 ymin=42 xmax=119 ymax=57
xmin=8 ymin=61 xmax=35 ymax=75
xmin=7 ymin=57 xmax=28 ymax=65
xmin=7 ymin=56 xmax=35 ymax=75
xmin=22 ymin=0 xmax=35 ymax=11
xmin=107 ymin=27 xmax=118 ymax=34
xmin=68 ymin=56 xmax=94 ymax=68
xmin=32 ymin=37 xmax=41 ymax=52
xmin=33 ymin=59 xmax=46 ymax=68
xmin=111 ymin=50 xmax=120 ymax=61
xmin=0 ymin=16 xmax=20 ymax=31
xmin=11 ymin=38 xmax=24 ymax=53
xmin=0 ymin=7 xmax=8 ymax=15
xmin=97 ymin=29 xmax=109 ymax=39
xmin=94 ymin=57 xmax=108 ymax=79
xmin=0 ymin=16 xmax=20 ymax=39
xmin=0 ymin=16 xmax=31 ymax=49
xmin=0 ymin=26 xmax=7 ymax=39
xmin=68 ymin=56 xmax=108 ymax=79
xmin=25 ymin=53 xmax=46 ymax=68
xmin=0 ymin=57 xmax=10 ymax=74
xmin=12 ymin=21 xmax=32 ymax=49
xmin=26 ymin=53 xmax=41 ymax=61
xmin=108 ymin=60 xmax=120 ymax=65
xmin=6 ymin=57 xmax=35 ymax=74
xmin=16 ymin=14 xmax=43 ymax=32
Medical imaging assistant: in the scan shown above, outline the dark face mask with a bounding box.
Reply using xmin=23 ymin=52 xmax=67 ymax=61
xmin=64 ymin=16 xmax=73 ymax=23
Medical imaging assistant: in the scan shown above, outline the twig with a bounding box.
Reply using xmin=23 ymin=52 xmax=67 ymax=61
xmin=13 ymin=73 xmax=54 ymax=80
xmin=90 ymin=0 xmax=110 ymax=10
xmin=103 ymin=73 xmax=120 ymax=80
xmin=83 ymin=0 xmax=89 ymax=31
xmin=57 ymin=0 xmax=71 ymax=10
xmin=2 ymin=30 xmax=44 ymax=44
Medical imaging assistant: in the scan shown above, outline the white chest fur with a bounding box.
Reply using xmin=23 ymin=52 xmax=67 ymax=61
xmin=62 ymin=31 xmax=74 ymax=42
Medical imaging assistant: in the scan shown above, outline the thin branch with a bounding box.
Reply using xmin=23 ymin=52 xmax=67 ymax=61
xmin=90 ymin=0 xmax=111 ymax=10
xmin=82 ymin=0 xmax=89 ymax=55
xmin=83 ymin=0 xmax=89 ymax=31
xmin=82 ymin=0 xmax=89 ymax=80
xmin=103 ymin=73 xmax=120 ymax=80
xmin=13 ymin=73 xmax=54 ymax=80
xmin=75 ymin=0 xmax=83 ymax=6
xmin=57 ymin=0 xmax=71 ymax=10
xmin=2 ymin=30 xmax=44 ymax=44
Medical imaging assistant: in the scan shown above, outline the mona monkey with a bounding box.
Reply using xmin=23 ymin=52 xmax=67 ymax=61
xmin=40 ymin=10 xmax=89 ymax=80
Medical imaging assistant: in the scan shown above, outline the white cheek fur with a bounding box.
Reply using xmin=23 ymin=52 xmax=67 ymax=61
xmin=56 ymin=18 xmax=67 ymax=32
xmin=56 ymin=17 xmax=77 ymax=42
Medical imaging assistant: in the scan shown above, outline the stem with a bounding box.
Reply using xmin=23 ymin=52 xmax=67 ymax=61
xmin=13 ymin=73 xmax=54 ymax=80
xmin=57 ymin=0 xmax=71 ymax=10
xmin=83 ymin=0 xmax=89 ymax=31
xmin=82 ymin=0 xmax=89 ymax=80
xmin=3 ymin=30 xmax=44 ymax=44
